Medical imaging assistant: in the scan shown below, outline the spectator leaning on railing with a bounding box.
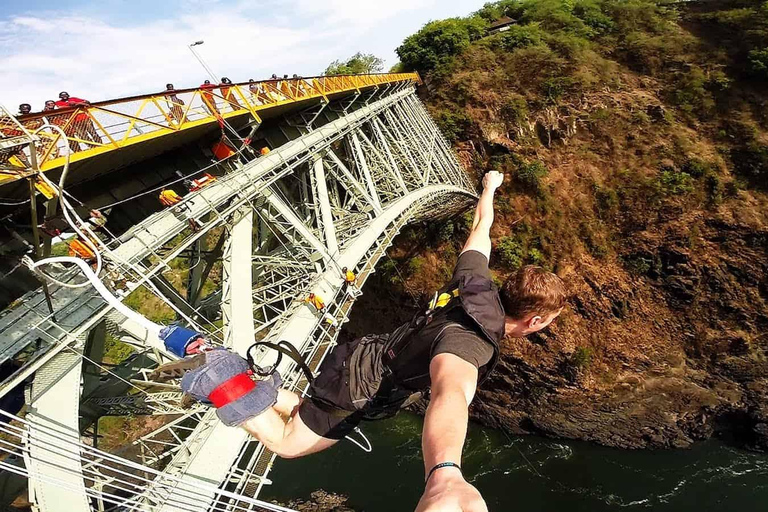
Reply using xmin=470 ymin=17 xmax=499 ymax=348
xmin=55 ymin=91 xmax=102 ymax=149
xmin=199 ymin=80 xmax=220 ymax=116
xmin=219 ymin=77 xmax=240 ymax=110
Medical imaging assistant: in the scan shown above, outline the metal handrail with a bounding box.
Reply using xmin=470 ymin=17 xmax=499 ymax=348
xmin=2 ymin=73 xmax=420 ymax=183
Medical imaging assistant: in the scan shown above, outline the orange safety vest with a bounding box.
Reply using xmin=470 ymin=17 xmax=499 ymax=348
xmin=305 ymin=293 xmax=325 ymax=311
xmin=260 ymin=147 xmax=270 ymax=156
xmin=68 ymin=239 xmax=96 ymax=260
xmin=159 ymin=189 xmax=182 ymax=206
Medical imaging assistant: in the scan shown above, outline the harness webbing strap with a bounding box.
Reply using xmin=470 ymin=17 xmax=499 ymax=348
xmin=246 ymin=340 xmax=315 ymax=385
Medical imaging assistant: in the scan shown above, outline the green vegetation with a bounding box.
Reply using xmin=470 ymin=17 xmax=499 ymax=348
xmin=397 ymin=17 xmax=487 ymax=76
xmin=103 ymin=334 xmax=135 ymax=365
xmin=516 ymin=160 xmax=549 ymax=194
xmin=654 ymin=168 xmax=694 ymax=197
xmin=325 ymin=52 xmax=384 ymax=75
xmin=571 ymin=346 xmax=593 ymax=369
xmin=391 ymin=0 xmax=768 ymax=286
xmin=407 ymin=256 xmax=426 ymax=275
xmin=497 ymin=236 xmax=525 ymax=269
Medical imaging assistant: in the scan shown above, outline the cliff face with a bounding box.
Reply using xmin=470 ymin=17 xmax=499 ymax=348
xmin=348 ymin=0 xmax=768 ymax=451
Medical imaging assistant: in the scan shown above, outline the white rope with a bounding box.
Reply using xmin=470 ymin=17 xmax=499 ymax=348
xmin=23 ymin=255 xmax=160 ymax=335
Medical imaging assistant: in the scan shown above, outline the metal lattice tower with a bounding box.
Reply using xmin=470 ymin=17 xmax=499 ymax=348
xmin=0 ymin=76 xmax=476 ymax=511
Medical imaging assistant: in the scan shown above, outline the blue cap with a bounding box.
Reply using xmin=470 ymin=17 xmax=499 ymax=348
xmin=159 ymin=325 xmax=204 ymax=358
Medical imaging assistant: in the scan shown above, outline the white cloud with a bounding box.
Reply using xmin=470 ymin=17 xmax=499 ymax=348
xmin=0 ymin=0 xmax=481 ymax=111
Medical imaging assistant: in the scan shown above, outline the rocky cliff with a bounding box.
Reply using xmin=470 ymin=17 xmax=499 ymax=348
xmin=346 ymin=0 xmax=768 ymax=451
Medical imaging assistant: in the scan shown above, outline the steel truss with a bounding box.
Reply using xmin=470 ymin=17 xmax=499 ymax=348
xmin=0 ymin=85 xmax=476 ymax=511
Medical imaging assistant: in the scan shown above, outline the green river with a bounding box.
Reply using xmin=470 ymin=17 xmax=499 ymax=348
xmin=265 ymin=412 xmax=768 ymax=511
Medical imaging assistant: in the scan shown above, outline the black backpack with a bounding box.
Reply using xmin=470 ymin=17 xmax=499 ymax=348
xmin=382 ymin=273 xmax=506 ymax=393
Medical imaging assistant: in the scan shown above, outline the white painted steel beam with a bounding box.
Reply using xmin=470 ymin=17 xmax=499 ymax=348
xmin=26 ymin=349 xmax=90 ymax=512
xmin=313 ymin=156 xmax=339 ymax=258
xmin=222 ymin=209 xmax=256 ymax=353
xmin=350 ymin=133 xmax=382 ymax=211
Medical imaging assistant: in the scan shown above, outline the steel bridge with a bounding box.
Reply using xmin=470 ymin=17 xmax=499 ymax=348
xmin=0 ymin=73 xmax=476 ymax=511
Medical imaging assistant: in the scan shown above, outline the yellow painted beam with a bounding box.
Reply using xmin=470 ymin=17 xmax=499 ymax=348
xmin=5 ymin=73 xmax=419 ymax=185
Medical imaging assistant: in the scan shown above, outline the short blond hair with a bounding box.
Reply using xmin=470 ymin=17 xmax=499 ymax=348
xmin=500 ymin=265 xmax=566 ymax=319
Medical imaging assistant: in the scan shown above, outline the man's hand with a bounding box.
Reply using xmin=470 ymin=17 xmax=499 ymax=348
xmin=416 ymin=470 xmax=488 ymax=512
xmin=482 ymin=170 xmax=504 ymax=191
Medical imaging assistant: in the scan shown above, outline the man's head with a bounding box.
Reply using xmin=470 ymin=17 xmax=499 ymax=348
xmin=500 ymin=265 xmax=566 ymax=338
xmin=58 ymin=92 xmax=69 ymax=100
xmin=203 ymin=80 xmax=210 ymax=85
xmin=44 ymin=100 xmax=56 ymax=111
xmin=18 ymin=104 xmax=31 ymax=115
xmin=166 ymin=83 xmax=174 ymax=90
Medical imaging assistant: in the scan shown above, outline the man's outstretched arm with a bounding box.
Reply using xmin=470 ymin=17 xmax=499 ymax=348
xmin=461 ymin=171 xmax=504 ymax=259
xmin=416 ymin=353 xmax=487 ymax=512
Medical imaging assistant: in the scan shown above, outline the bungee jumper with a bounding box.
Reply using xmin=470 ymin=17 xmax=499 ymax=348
xmin=150 ymin=171 xmax=567 ymax=511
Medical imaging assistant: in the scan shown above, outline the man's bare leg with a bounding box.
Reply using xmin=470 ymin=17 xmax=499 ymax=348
xmin=240 ymin=409 xmax=338 ymax=459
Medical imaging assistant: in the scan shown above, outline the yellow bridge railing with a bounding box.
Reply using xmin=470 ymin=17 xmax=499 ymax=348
xmin=1 ymin=73 xmax=420 ymax=186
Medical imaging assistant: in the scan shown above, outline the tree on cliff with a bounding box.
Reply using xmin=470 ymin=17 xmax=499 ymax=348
xmin=324 ymin=53 xmax=384 ymax=75
xmin=396 ymin=17 xmax=487 ymax=77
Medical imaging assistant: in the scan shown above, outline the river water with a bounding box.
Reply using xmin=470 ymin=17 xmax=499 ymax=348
xmin=264 ymin=412 xmax=768 ymax=511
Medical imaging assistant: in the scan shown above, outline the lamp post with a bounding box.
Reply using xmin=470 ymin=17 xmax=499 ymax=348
xmin=188 ymin=40 xmax=219 ymax=82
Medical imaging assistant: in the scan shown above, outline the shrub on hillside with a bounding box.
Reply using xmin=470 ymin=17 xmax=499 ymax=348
xmin=516 ymin=160 xmax=549 ymax=194
xmin=397 ymin=17 xmax=487 ymax=76
xmin=571 ymin=346 xmax=593 ymax=369
xmin=408 ymin=256 xmax=425 ymax=275
xmin=433 ymin=109 xmax=473 ymax=143
xmin=497 ymin=237 xmax=525 ymax=269
xmin=749 ymin=48 xmax=768 ymax=79
xmin=670 ymin=67 xmax=717 ymax=118
xmin=573 ymin=0 xmax=615 ymax=35
xmin=501 ymin=24 xmax=545 ymax=51
xmin=680 ymin=158 xmax=710 ymax=178
xmin=500 ymin=94 xmax=529 ymax=126
xmin=731 ymin=142 xmax=768 ymax=190
xmin=655 ymin=169 xmax=694 ymax=196
xmin=704 ymin=173 xmax=723 ymax=206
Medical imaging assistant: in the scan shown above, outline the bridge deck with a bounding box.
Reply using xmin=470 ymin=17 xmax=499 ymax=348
xmin=1 ymin=73 xmax=419 ymax=188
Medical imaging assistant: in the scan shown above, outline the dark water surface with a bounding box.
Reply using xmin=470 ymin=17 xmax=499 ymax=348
xmin=264 ymin=412 xmax=768 ymax=511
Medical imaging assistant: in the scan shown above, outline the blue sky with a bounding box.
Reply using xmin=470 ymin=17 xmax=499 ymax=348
xmin=0 ymin=0 xmax=488 ymax=112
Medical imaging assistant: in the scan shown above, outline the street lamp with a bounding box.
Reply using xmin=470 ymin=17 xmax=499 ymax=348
xmin=187 ymin=40 xmax=219 ymax=82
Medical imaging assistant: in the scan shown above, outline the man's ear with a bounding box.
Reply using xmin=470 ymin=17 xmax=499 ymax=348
xmin=527 ymin=315 xmax=542 ymax=329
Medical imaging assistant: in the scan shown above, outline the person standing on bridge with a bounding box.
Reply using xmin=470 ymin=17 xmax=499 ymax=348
xmin=152 ymin=170 xmax=566 ymax=512
xmin=199 ymin=80 xmax=220 ymax=117
xmin=164 ymin=84 xmax=186 ymax=126
xmin=219 ymin=77 xmax=241 ymax=110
